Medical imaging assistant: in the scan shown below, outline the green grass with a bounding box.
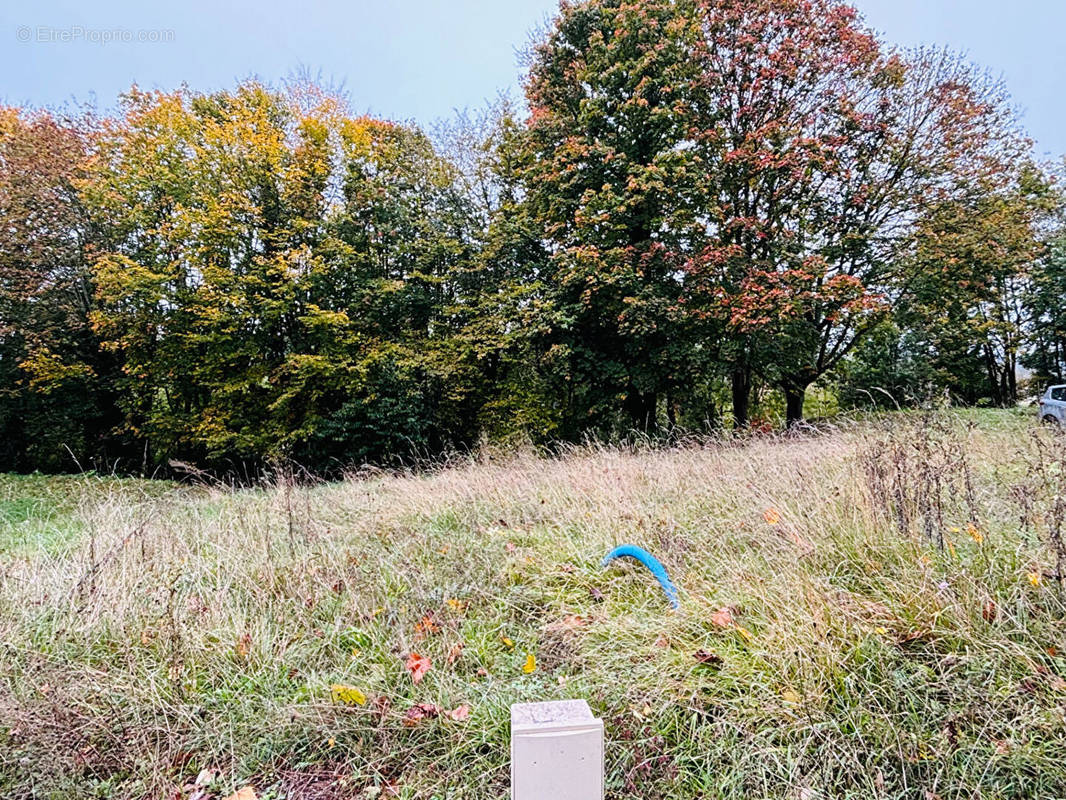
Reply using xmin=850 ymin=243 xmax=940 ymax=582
xmin=1 ymin=409 xmax=1065 ymax=799
xmin=0 ymin=472 xmax=175 ymax=557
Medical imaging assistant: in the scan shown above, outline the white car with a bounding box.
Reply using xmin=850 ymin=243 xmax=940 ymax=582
xmin=1038 ymin=384 xmax=1066 ymax=426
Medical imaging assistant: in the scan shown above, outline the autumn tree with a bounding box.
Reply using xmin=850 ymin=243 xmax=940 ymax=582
xmin=521 ymin=0 xmax=713 ymax=435
xmin=84 ymin=82 xmax=481 ymax=472
xmin=0 ymin=107 xmax=126 ymax=470
xmin=900 ymin=163 xmax=1051 ymax=405
xmin=686 ymin=0 xmax=1024 ymax=425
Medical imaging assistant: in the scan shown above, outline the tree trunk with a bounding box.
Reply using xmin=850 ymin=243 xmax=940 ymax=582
xmin=665 ymin=392 xmax=677 ymax=429
xmin=1005 ymin=351 xmax=1017 ymax=406
xmin=784 ymin=385 xmax=806 ymax=428
xmin=731 ymin=368 xmax=751 ymax=430
xmin=983 ymin=345 xmax=1001 ymax=406
xmin=624 ymin=389 xmax=657 ymax=433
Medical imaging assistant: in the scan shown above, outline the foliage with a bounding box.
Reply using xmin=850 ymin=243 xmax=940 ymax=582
xmin=0 ymin=0 xmax=1061 ymax=474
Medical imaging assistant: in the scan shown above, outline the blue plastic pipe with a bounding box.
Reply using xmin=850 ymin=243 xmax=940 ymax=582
xmin=601 ymin=544 xmax=680 ymax=610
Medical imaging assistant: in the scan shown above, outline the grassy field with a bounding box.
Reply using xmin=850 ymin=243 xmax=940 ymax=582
xmin=1 ymin=409 xmax=1065 ymax=800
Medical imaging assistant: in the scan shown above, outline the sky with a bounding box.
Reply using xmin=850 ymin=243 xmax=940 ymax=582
xmin=2 ymin=0 xmax=1064 ymax=159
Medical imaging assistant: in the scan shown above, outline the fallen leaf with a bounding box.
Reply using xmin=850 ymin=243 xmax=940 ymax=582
xmin=500 ymin=636 xmax=515 ymax=650
xmin=404 ymin=702 xmax=441 ymax=726
xmin=994 ymin=739 xmax=1010 ymax=755
xmin=693 ymin=649 xmax=722 ymax=667
xmin=330 ymin=684 xmax=367 ymax=706
xmin=589 ymin=587 xmax=604 ymax=602
xmin=631 ymin=701 xmax=652 ymax=718
xmin=505 ymin=542 xmax=517 ymax=553
xmin=235 ymin=632 xmax=251 ymax=659
xmin=447 ymin=704 xmax=471 ymax=722
xmin=415 ymin=615 xmax=439 ymax=637
xmin=1028 ymin=571 xmax=1043 ymax=587
xmin=653 ymin=635 xmax=670 ymax=648
xmin=982 ymin=600 xmax=997 ymax=622
xmin=781 ymin=689 xmax=802 ymax=705
xmin=223 ymin=788 xmax=257 ymax=800
xmin=710 ymin=607 xmax=735 ymax=628
xmin=966 ymin=524 xmax=983 ymax=544
xmin=446 ymin=598 xmax=467 ymax=613
xmin=405 ymin=653 xmax=432 ymax=684
xmin=447 ymin=642 xmax=464 ymax=665
xmin=522 ymin=653 xmax=536 ymax=674
xmin=763 ymin=508 xmax=781 ymax=525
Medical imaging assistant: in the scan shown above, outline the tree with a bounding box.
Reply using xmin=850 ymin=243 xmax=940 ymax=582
xmin=85 ymin=82 xmax=482 ymax=473
xmin=899 ymin=164 xmax=1051 ymax=406
xmin=0 ymin=107 xmax=124 ymax=471
xmin=684 ymin=0 xmax=1024 ymax=425
xmin=522 ymin=0 xmax=712 ymax=435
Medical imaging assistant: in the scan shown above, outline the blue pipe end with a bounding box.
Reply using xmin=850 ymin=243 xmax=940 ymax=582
xmin=602 ymin=544 xmax=680 ymax=610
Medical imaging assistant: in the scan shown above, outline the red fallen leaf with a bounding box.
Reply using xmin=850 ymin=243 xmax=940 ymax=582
xmin=982 ymin=600 xmax=997 ymax=622
xmin=710 ymin=607 xmax=735 ymax=628
xmin=403 ymin=702 xmax=441 ymax=726
xmin=693 ymin=649 xmax=723 ymax=667
xmin=414 ymin=615 xmax=440 ymax=638
xmin=994 ymin=739 xmax=1010 ymax=755
xmin=447 ymin=642 xmax=464 ymax=665
xmin=447 ymin=703 xmax=471 ymax=722
xmin=476 ymin=667 xmax=488 ymax=677
xmin=405 ymin=653 xmax=432 ymax=684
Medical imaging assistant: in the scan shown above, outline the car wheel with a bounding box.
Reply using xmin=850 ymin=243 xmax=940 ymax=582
xmin=1042 ymin=415 xmax=1061 ymax=426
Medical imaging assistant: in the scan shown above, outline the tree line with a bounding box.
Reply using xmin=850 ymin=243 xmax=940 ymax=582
xmin=1 ymin=0 xmax=1064 ymax=475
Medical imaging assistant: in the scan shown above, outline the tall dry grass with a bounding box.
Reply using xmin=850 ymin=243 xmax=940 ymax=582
xmin=1 ymin=409 xmax=1064 ymax=799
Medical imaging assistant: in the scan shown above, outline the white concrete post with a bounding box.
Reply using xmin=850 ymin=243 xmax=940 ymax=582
xmin=510 ymin=699 xmax=604 ymax=800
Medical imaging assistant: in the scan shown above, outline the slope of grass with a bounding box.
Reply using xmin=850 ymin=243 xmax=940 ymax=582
xmin=1 ymin=410 xmax=1065 ymax=799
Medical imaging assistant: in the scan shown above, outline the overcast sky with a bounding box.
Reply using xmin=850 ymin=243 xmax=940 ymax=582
xmin=2 ymin=0 xmax=1063 ymax=159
